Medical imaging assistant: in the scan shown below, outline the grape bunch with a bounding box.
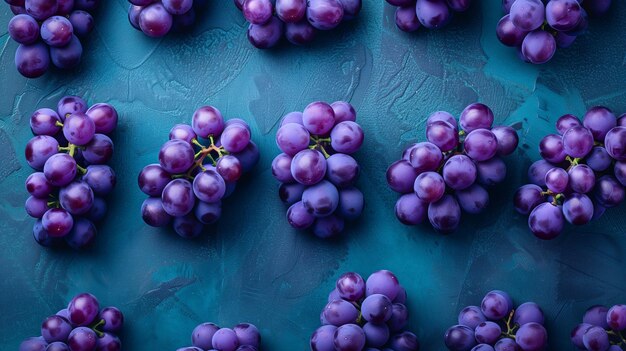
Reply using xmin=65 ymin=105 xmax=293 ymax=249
xmin=271 ymin=101 xmax=364 ymax=239
xmin=176 ymin=322 xmax=261 ymax=351
xmin=311 ymin=270 xmax=420 ymax=351
xmin=514 ymin=107 xmax=626 ymax=240
xmin=386 ymin=0 xmax=472 ymax=33
xmin=234 ymin=0 xmax=362 ymax=49
xmin=127 ymin=0 xmax=207 ymax=37
xmin=25 ymin=95 xmax=118 ymax=250
xmin=496 ymin=0 xmax=612 ymax=64
xmin=387 ymin=103 xmax=519 ymax=234
xmin=6 ymin=0 xmax=99 ymax=78
xmin=19 ymin=292 xmax=123 ymax=351
xmin=138 ymin=106 xmax=259 ymax=238
xmin=445 ymin=290 xmax=547 ymax=351
xmin=571 ymin=304 xmax=626 ymax=351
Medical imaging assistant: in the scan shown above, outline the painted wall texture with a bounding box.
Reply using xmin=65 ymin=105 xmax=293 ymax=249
xmin=1 ymin=0 xmax=626 ymax=349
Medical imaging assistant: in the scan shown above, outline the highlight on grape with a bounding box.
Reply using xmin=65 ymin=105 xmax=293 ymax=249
xmin=235 ymin=0 xmax=362 ymax=49
xmin=138 ymin=105 xmax=259 ymax=238
xmin=25 ymin=95 xmax=118 ymax=250
xmin=6 ymin=0 xmax=99 ymax=77
xmin=271 ymin=101 xmax=364 ymax=239
xmin=515 ymin=107 xmax=626 ymax=240
xmin=311 ymin=270 xmax=420 ymax=351
xmin=387 ymin=103 xmax=519 ymax=234
xmin=497 ymin=0 xmax=612 ymax=64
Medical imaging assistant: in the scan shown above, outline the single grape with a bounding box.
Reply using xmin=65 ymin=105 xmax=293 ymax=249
xmin=49 ymin=34 xmax=83 ymax=69
xmin=284 ymin=21 xmax=315 ymax=47
xmin=43 ymin=153 xmax=77 ymax=187
xmin=496 ymin=14 xmax=528 ymax=47
xmin=365 ymin=270 xmax=400 ymax=300
xmin=302 ymin=101 xmax=336 ymax=135
xmin=606 ymin=305 xmax=626 ymax=331
xmin=546 ymin=0 xmax=583 ymax=31
xmin=58 ymin=96 xmax=87 ymax=120
xmin=41 ymin=315 xmax=72 ymax=343
xmin=583 ymin=305 xmax=609 ymax=329
xmin=96 ymin=333 xmax=121 ymax=351
xmin=139 ymin=3 xmax=173 ymax=37
xmin=302 ymin=180 xmax=339 ymax=217
xmin=192 ymin=106 xmax=224 ymax=138
xmin=545 ymin=167 xmax=568 ymax=193
xmin=276 ymin=122 xmax=310 ymax=156
xmin=594 ymin=175 xmax=625 ymax=208
xmin=333 ymin=324 xmax=365 ymax=351
xmin=337 ymin=187 xmax=363 ymax=220
xmin=272 ymin=153 xmax=295 ymax=183
xmin=276 ymin=0 xmax=306 ymax=22
xmin=100 ymin=306 xmax=124 ymax=333
xmin=568 ymin=164 xmax=595 ymax=193
xmin=162 ymin=0 xmax=193 ymax=14
xmin=25 ymin=172 xmax=54 ymax=198
xmin=194 ymin=200 xmax=221 ymax=224
xmin=361 ymin=294 xmax=393 ymax=324
xmin=456 ymin=184 xmax=489 ymax=214
xmin=528 ymin=202 xmax=564 ymax=240
xmin=582 ymin=326 xmax=609 ymax=351
xmin=427 ymin=120 xmax=458 ymax=152
xmin=25 ymin=135 xmax=59 ymax=170
xmin=25 ymin=0 xmax=58 ymax=20
xmin=310 ymin=325 xmax=337 ymax=351
xmin=15 ymin=42 xmax=50 ymax=78
xmin=339 ymin=0 xmax=362 ymax=19
xmin=59 ymin=181 xmax=94 ymax=215
xmin=243 ymin=0 xmax=273 ymax=25
xmin=233 ymin=323 xmax=260 ymax=347
xmin=291 ymin=149 xmax=327 ymax=185
xmin=407 ymin=141 xmax=443 ymax=172
xmin=139 ymin=164 xmax=172 ymax=196
xmin=555 ymin=114 xmax=581 ymax=134
xmin=583 ymin=106 xmax=616 ymax=142
xmin=20 ymin=337 xmax=48 ymax=351
xmin=192 ymin=323 xmax=220 ymax=350
xmin=510 ymin=0 xmax=545 ymax=31
xmin=491 ymin=126 xmax=519 ymax=156
xmin=280 ymin=111 xmax=304 ymax=126
xmin=521 ymin=30 xmax=556 ymax=64
xmin=481 ymin=290 xmax=512 ymax=320
xmin=570 ymin=323 xmax=593 ymax=349
xmin=527 ymin=160 xmax=554 ymax=187
xmin=395 ymin=6 xmax=421 ymax=32
xmin=173 ymin=214 xmax=203 ymax=238
xmin=158 ymin=139 xmax=195 ymax=174
xmin=394 ymin=193 xmax=427 ymax=225
xmin=69 ymin=10 xmax=94 ymax=37
xmin=286 ymin=201 xmax=315 ymax=229
xmin=162 ymin=178 xmax=195 ymax=216
xmin=330 ymin=121 xmax=364 ymax=154
xmin=458 ymin=306 xmax=486 ymax=329
xmin=514 ymin=302 xmax=544 ymax=326
xmin=475 ymin=157 xmax=506 ymax=186
xmin=389 ymin=331 xmax=420 ymax=351
xmin=247 ymin=16 xmax=283 ymax=49
xmin=307 ymin=0 xmax=345 ymax=30
xmin=444 ymin=325 xmax=476 ymax=351
xmin=604 ymin=126 xmax=626 ymax=160
xmin=539 ymin=134 xmax=566 ymax=163
xmin=416 ymin=0 xmax=451 ymax=29
xmin=40 ymin=16 xmax=73 ymax=47
xmin=443 ymin=155 xmax=477 ymax=190
xmin=586 ymin=146 xmax=612 ymax=172
xmin=414 ymin=171 xmax=445 ymax=203
xmin=9 ymin=14 xmax=40 ymax=44
xmin=474 ymin=321 xmax=501 ymax=345
xmin=388 ymin=303 xmax=409 ymax=332
xmin=279 ymin=182 xmax=305 ymax=205
xmin=460 ymin=103 xmax=494 ymax=132
xmin=362 ymin=322 xmax=389 ymax=348
xmin=562 ymin=125 xmax=594 ymax=158
xmin=336 ymin=272 xmax=365 ymax=301
xmin=216 ymin=155 xmax=243 ymax=182
xmin=221 ymin=123 xmax=251 ymax=153
xmin=428 ymin=195 xmax=461 ymax=233
xmin=326 ymin=153 xmax=359 ymax=188
xmin=68 ymin=293 xmax=99 ymax=326
xmin=323 ymin=299 xmax=359 ymax=326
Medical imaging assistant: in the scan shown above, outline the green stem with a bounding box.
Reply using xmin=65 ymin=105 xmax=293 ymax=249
xmin=90 ymin=319 xmax=105 ymax=338
xmin=191 ymin=139 xmax=204 ymax=148
xmin=68 ymin=144 xmax=77 ymax=157
xmin=55 ymin=121 xmax=64 ymax=127
xmin=77 ymin=164 xmax=87 ymax=175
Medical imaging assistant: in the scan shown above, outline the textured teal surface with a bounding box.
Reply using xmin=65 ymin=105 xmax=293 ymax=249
xmin=1 ymin=1 xmax=626 ymax=350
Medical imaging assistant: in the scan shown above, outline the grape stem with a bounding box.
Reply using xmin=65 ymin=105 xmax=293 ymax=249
xmin=77 ymin=164 xmax=87 ymax=175
xmin=55 ymin=121 xmax=64 ymax=128
xmin=309 ymin=136 xmax=331 ymax=158
xmin=178 ymin=137 xmax=227 ymax=178
xmin=89 ymin=318 xmax=105 ymax=338
xmin=608 ymin=330 xmax=626 ymax=346
xmin=500 ymin=309 xmax=518 ymax=339
xmin=565 ymin=156 xmax=581 ymax=171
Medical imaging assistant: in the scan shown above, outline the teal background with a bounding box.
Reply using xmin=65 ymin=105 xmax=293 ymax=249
xmin=1 ymin=1 xmax=626 ymax=349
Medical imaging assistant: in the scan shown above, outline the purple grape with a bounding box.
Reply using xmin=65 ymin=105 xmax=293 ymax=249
xmin=366 ymin=269 xmax=400 ymax=300
xmin=586 ymin=147 xmax=612 ymax=172
xmin=475 ymin=157 xmax=506 ymax=186
xmin=361 ymin=294 xmax=392 ymax=324
xmin=330 ymin=121 xmax=363 ymax=154
xmin=26 ymin=172 xmax=54 ymax=198
xmin=67 ymin=327 xmax=97 ymax=351
xmin=428 ymin=194 xmax=461 ymax=233
xmin=41 ymin=315 xmax=72 ymax=343
xmin=514 ymin=185 xmax=545 ymax=215
xmin=568 ymin=164 xmax=595 ymax=193
xmin=323 ymin=298 xmax=359 ymax=325
xmin=496 ymin=14 xmax=527 ymax=47
xmin=49 ymin=34 xmax=83 ymax=69
xmin=444 ymin=325 xmax=476 ymax=351
xmin=510 ymin=0 xmax=545 ymax=31
xmin=280 ymin=111 xmax=304 ymax=126
xmin=59 ymin=181 xmax=94 ymax=215
xmin=96 ymin=333 xmax=121 ymax=351
xmin=243 ymin=0 xmax=273 ymax=24
xmin=11 ymin=5 xmax=28 ymax=15
xmin=521 ymin=30 xmax=556 ymax=64
xmin=582 ymin=326 xmax=609 ymax=351
xmin=513 ymin=303 xmax=544 ymax=327
xmin=139 ymin=164 xmax=171 ymax=196
xmin=407 ymin=141 xmax=443 ymax=172
xmin=472 ymin=345 xmax=495 ymax=351
xmin=25 ymin=0 xmax=58 ymax=20
xmin=545 ymin=167 xmax=568 ymax=193
xmin=414 ymin=171 xmax=445 ymax=203
xmin=456 ymin=184 xmax=489 ymax=214
xmin=336 ymin=272 xmax=365 ymax=301
xmin=527 ymin=160 xmax=554 ymax=186
xmin=142 ymin=197 xmax=172 ymax=227
xmin=192 ymin=323 xmax=220 ymax=350
xmin=193 ymin=169 xmax=226 ymax=203
xmin=339 ymin=0 xmax=362 ymax=19
xmin=58 ymin=96 xmax=87 ymax=120
xmin=233 ymin=323 xmax=260 ymax=347
xmin=388 ymin=303 xmax=409 ymax=332
xmin=87 ymin=103 xmax=118 ymax=134
xmin=221 ymin=123 xmax=251 ymax=153
xmin=583 ymin=106 xmax=616 ymax=142
xmin=331 ymin=101 xmax=356 ymax=123
xmin=194 ymin=200 xmax=221 ymax=224
xmin=443 ymin=155 xmax=477 ymax=190
xmin=291 ymin=149 xmax=327 ymax=185
xmin=562 ymin=125 xmax=594 ymax=158
xmin=604 ymin=126 xmax=626 ymax=160
xmin=276 ymin=0 xmax=306 ymax=22
xmin=480 ymin=290 xmax=512 ymax=320
xmin=362 ymin=323 xmax=389 ymax=348
xmin=458 ymin=306 xmax=486 ymax=329
xmin=286 ymin=201 xmax=315 ymax=229
xmin=326 ymin=153 xmax=359 ymax=187
xmin=162 ymin=0 xmax=193 ymax=14
xmin=276 ymin=122 xmax=310 ymax=156
xmin=69 ymin=10 xmax=94 ymax=37
xmin=605 ymin=304 xmax=626 ymax=331
xmin=19 ymin=337 xmax=47 ymax=351
xmin=427 ymin=111 xmax=456 ymax=127
xmin=232 ymin=141 xmax=259 ymax=173
xmin=539 ymin=134 xmax=566 ymax=163
xmin=307 ymin=0 xmax=345 ymax=30
xmin=390 ymin=331 xmax=420 ymax=351
xmin=272 ymin=153 xmax=295 ymax=183
xmin=528 ymin=202 xmax=563 ymax=240
xmin=556 ymin=114 xmax=581 ymax=134
xmin=46 ymin=342 xmax=69 ymax=351
xmin=395 ymin=193 xmax=427 ymax=225
xmin=41 ymin=16 xmax=73 ymax=47
xmin=192 ymin=106 xmax=224 ymax=138
xmin=162 ymin=178 xmax=195 ymax=216
xmin=68 ymin=293 xmax=99 ymax=326
xmin=83 ymin=165 xmax=115 ymax=196
xmin=85 ymin=197 xmax=107 ymax=223
xmin=303 ymin=101 xmax=336 ymax=135
xmin=30 ymin=108 xmax=62 ymax=136
xmin=584 ymin=305 xmax=610 ymax=328
xmin=173 ymin=214 xmax=203 ymax=238
xmin=8 ymin=14 xmax=40 ymax=44
xmin=427 ymin=120 xmax=458 ymax=152
xmin=493 ymin=338 xmax=518 ymax=351
xmin=139 ymin=3 xmax=173 ymax=37
xmin=491 ymin=126 xmax=518 ymax=156
xmin=311 ymin=325 xmax=337 ymax=351
xmin=546 ymin=0 xmax=582 ymax=31
xmin=337 ymin=187 xmax=363 ymax=220
xmin=159 ymin=139 xmax=195 ymax=174
xmin=44 ymin=153 xmax=77 ymax=187
xmin=474 ymin=321 xmax=501 ymax=345
xmin=26 ymin=135 xmax=59 ymax=170
xmin=333 ymin=324 xmax=365 ymax=351
xmin=395 ymin=6 xmax=421 ymax=32
xmin=594 ymin=175 xmax=625 ymax=208
xmin=615 ymin=160 xmax=626 ymax=186
xmin=15 ymin=42 xmax=50 ymax=78
xmin=100 ymin=306 xmax=124 ymax=333
xmin=25 ymin=196 xmax=49 ymax=218
xmin=216 ymin=155 xmax=242 ymax=182
xmin=63 ymin=112 xmax=95 ymax=145
xmin=460 ymin=103 xmax=494 ymax=132
xmin=247 ymin=16 xmax=283 ymax=49
xmin=302 ymin=180 xmax=339 ymax=217
xmin=416 ymin=0 xmax=451 ymax=29
xmin=571 ymin=323 xmax=593 ymax=349
xmin=464 ymin=129 xmax=498 ymax=161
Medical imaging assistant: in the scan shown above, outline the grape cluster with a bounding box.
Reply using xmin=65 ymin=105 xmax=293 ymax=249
xmin=138 ymin=106 xmax=259 ymax=238
xmin=234 ymin=0 xmax=362 ymax=49
xmin=496 ymin=0 xmax=612 ymax=64
xmin=127 ymin=0 xmax=206 ymax=38
xmin=271 ymin=101 xmax=364 ymax=239
xmin=25 ymin=95 xmax=118 ymax=250
xmin=514 ymin=107 xmax=626 ymax=240
xmin=6 ymin=0 xmax=98 ymax=78
xmin=177 ymin=322 xmax=261 ymax=351
xmin=387 ymin=103 xmax=519 ymax=234
xmin=445 ymin=290 xmax=547 ymax=351
xmin=19 ymin=292 xmax=123 ymax=351
xmin=386 ymin=0 xmax=472 ymax=33
xmin=571 ymin=304 xmax=626 ymax=351
xmin=311 ymin=270 xmax=420 ymax=351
